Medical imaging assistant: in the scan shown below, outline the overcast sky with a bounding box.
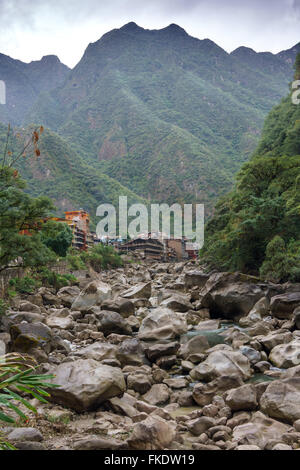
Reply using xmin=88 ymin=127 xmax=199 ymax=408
xmin=0 ymin=0 xmax=299 ymax=68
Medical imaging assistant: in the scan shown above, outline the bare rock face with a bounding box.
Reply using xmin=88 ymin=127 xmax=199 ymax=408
xmin=200 ymin=272 xmax=267 ymax=319
xmin=192 ymin=350 xmax=251 ymax=382
xmin=260 ymin=378 xmax=300 ymax=423
xmin=184 ymin=271 xmax=210 ymax=289
xmin=142 ymin=384 xmax=170 ymax=406
xmin=270 ymin=292 xmax=300 ymax=319
xmin=179 ymin=335 xmax=209 ymax=360
xmin=71 ymin=281 xmax=112 ymax=311
xmin=127 ymin=415 xmax=176 ymax=450
xmin=46 ymin=308 xmax=74 ymax=330
xmin=232 ymin=411 xmax=289 ymax=448
xmin=9 ymin=322 xmax=52 ymax=353
xmin=101 ymin=297 xmax=135 ymax=317
xmin=121 ymin=282 xmax=152 ymax=300
xmin=18 ymin=301 xmax=42 ymax=314
xmin=224 ymin=384 xmax=258 ymax=411
xmin=145 ymin=341 xmax=179 ymax=362
xmin=127 ymin=371 xmax=153 ymax=394
xmin=116 ymin=338 xmax=146 ymax=367
xmin=57 ymin=286 xmax=81 ymax=307
xmin=269 ymin=340 xmax=300 ymax=368
xmin=259 ymin=331 xmax=293 ymax=353
xmin=96 ymin=310 xmax=132 ymax=336
xmin=138 ymin=307 xmax=187 ymax=341
xmin=49 ymin=359 xmax=126 ymax=412
xmin=74 ymin=341 xmax=118 ymax=362
xmin=160 ymin=294 xmax=193 ymax=312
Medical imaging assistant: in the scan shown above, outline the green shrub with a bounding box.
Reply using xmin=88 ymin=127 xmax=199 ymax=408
xmin=0 ymin=353 xmax=59 ymax=450
xmin=9 ymin=277 xmax=37 ymax=294
xmin=81 ymin=244 xmax=123 ymax=272
xmin=66 ymin=253 xmax=86 ymax=270
xmin=33 ymin=267 xmax=77 ymax=290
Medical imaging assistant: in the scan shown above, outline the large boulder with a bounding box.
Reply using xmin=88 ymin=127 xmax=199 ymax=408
xmin=145 ymin=342 xmax=180 ymax=362
xmin=18 ymin=301 xmax=41 ymax=314
xmin=239 ymin=297 xmax=270 ymax=327
xmin=179 ymin=335 xmax=210 ymax=360
xmin=270 ymin=292 xmax=300 ymax=320
xmin=101 ymin=298 xmax=135 ymax=318
xmin=121 ymin=282 xmax=152 ymax=300
xmin=57 ymin=286 xmax=81 ymax=307
xmin=184 ymin=271 xmax=210 ymax=289
xmin=269 ymin=340 xmax=300 ymax=368
xmin=127 ymin=415 xmax=176 ymax=450
xmin=142 ymin=384 xmax=170 ymax=406
xmin=49 ymin=359 xmax=126 ymax=412
xmin=46 ymin=308 xmax=74 ymax=330
xmin=224 ymin=384 xmax=258 ymax=411
xmin=191 ymin=350 xmax=251 ymax=382
xmin=127 ymin=371 xmax=153 ymax=394
xmin=260 ymin=378 xmax=300 ymax=423
xmin=193 ymin=375 xmax=244 ymax=406
xmin=9 ymin=322 xmax=52 ymax=353
xmin=96 ymin=310 xmax=132 ymax=336
xmin=71 ymin=281 xmax=112 ymax=311
xmin=232 ymin=411 xmax=289 ymax=448
xmin=138 ymin=308 xmax=187 ymax=341
xmin=200 ymin=272 xmax=267 ymax=319
xmin=74 ymin=342 xmax=118 ymax=362
xmin=116 ymin=338 xmax=146 ymax=367
xmin=160 ymin=294 xmax=193 ymax=312
xmin=259 ymin=331 xmax=293 ymax=353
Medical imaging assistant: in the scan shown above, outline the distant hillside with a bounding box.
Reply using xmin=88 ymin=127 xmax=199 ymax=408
xmin=0 ymin=54 xmax=69 ymax=125
xmin=0 ymin=124 xmax=146 ymax=229
xmin=201 ymin=53 xmax=300 ymax=281
xmin=1 ymin=23 xmax=299 ymax=213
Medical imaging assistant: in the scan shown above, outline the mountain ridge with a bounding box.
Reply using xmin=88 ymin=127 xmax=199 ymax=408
xmin=1 ymin=23 xmax=300 ymax=214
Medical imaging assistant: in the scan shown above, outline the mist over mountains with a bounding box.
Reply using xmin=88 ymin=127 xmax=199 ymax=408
xmin=0 ymin=22 xmax=299 ymax=216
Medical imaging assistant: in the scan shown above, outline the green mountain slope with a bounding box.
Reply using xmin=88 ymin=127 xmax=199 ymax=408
xmin=24 ymin=23 xmax=299 ymax=211
xmin=201 ymin=54 xmax=300 ymax=281
xmin=0 ymin=54 xmax=70 ymax=125
xmin=0 ymin=124 xmax=146 ymax=228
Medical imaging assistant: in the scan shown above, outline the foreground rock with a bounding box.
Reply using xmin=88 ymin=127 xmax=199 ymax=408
xmin=260 ymin=378 xmax=300 ymax=423
xmin=127 ymin=416 xmax=176 ymax=450
xmin=200 ymin=272 xmax=267 ymax=319
xmin=138 ymin=307 xmax=187 ymax=341
xmin=71 ymin=281 xmax=112 ymax=310
xmin=232 ymin=411 xmax=289 ymax=448
xmin=49 ymin=359 xmax=126 ymax=412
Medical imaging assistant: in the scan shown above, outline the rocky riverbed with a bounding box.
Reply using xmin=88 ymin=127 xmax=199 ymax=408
xmin=1 ymin=261 xmax=300 ymax=451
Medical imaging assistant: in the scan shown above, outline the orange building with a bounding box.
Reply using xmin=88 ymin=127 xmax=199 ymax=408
xmin=64 ymin=209 xmax=93 ymax=251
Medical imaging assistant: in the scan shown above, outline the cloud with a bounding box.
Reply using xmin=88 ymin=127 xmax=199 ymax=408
xmin=0 ymin=0 xmax=299 ymax=67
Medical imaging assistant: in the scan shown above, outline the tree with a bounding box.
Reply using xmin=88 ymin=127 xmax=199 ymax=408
xmin=41 ymin=220 xmax=73 ymax=257
xmin=0 ymin=126 xmax=56 ymax=271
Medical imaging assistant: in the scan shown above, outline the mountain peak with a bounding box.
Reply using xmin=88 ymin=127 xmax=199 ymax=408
xmin=162 ymin=23 xmax=187 ymax=35
xmin=40 ymin=55 xmax=61 ymax=64
xmin=120 ymin=22 xmax=143 ymax=32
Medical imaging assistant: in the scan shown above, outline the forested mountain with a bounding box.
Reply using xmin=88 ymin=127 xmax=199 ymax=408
xmin=0 ymin=23 xmax=299 ymax=213
xmin=0 ymin=54 xmax=69 ymax=124
xmin=0 ymin=124 xmax=146 ymax=227
xmin=201 ymin=53 xmax=300 ymax=282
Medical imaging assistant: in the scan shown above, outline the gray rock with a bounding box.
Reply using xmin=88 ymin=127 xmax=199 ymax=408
xmin=7 ymin=427 xmax=43 ymax=442
xmin=49 ymin=359 xmax=126 ymax=412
